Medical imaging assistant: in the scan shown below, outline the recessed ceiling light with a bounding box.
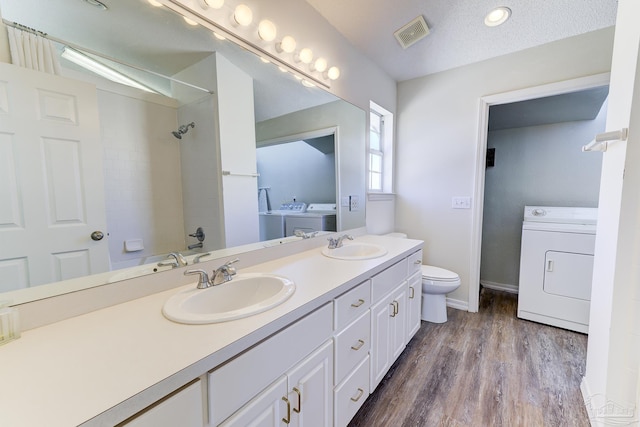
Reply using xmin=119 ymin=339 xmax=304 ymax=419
xmin=484 ymin=7 xmax=511 ymax=27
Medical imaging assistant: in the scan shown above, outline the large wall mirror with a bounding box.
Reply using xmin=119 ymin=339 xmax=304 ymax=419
xmin=0 ymin=0 xmax=366 ymax=304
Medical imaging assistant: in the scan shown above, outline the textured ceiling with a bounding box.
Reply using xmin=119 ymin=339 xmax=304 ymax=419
xmin=304 ymin=0 xmax=618 ymax=81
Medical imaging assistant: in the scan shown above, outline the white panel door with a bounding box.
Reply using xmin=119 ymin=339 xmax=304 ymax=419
xmin=220 ymin=376 xmax=288 ymax=427
xmin=0 ymin=62 xmax=109 ymax=291
xmin=287 ymin=340 xmax=333 ymax=427
xmin=406 ymin=271 xmax=422 ymax=340
xmin=370 ymin=294 xmax=393 ymax=390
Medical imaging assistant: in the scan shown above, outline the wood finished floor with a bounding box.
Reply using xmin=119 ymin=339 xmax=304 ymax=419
xmin=349 ymin=288 xmax=589 ymax=427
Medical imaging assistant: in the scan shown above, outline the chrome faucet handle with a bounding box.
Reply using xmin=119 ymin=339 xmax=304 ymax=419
xmin=184 ymin=269 xmax=212 ymax=289
xmin=194 ymin=252 xmax=212 ymax=263
xmin=211 ymin=258 xmax=239 ymax=285
xmin=168 ymin=252 xmax=188 ymax=267
xmin=157 ymin=260 xmax=178 ymax=268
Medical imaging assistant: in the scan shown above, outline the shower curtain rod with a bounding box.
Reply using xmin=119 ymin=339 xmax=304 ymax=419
xmin=2 ymin=19 xmax=214 ymax=95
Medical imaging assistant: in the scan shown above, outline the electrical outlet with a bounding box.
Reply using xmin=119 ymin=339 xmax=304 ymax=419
xmin=349 ymin=195 xmax=359 ymax=211
xmin=341 ymin=196 xmax=350 ymax=207
xmin=452 ymin=196 xmax=471 ymax=209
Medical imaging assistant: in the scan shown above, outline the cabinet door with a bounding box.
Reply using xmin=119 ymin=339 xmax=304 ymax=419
xmin=123 ymin=381 xmax=203 ymax=427
xmin=406 ymin=271 xmax=422 ymax=341
xmin=390 ymin=284 xmax=408 ymax=361
xmin=370 ymin=293 xmax=393 ymax=390
xmin=287 ymin=341 xmax=333 ymax=427
xmin=220 ymin=376 xmax=288 ymax=427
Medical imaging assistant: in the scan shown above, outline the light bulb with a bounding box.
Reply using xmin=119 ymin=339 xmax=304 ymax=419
xmin=313 ymin=57 xmax=327 ymax=72
xmin=258 ymin=20 xmax=277 ymax=41
xmin=326 ymin=66 xmax=340 ymax=80
xmin=147 ymin=0 xmax=163 ymax=7
xmin=298 ymin=48 xmax=313 ymax=64
xmin=233 ymin=4 xmax=253 ymax=26
xmin=276 ymin=36 xmax=296 ymax=53
xmin=183 ymin=16 xmax=198 ymax=26
xmin=199 ymin=0 xmax=224 ymax=9
xmin=484 ymin=7 xmax=511 ymax=27
xmin=301 ymin=80 xmax=315 ymax=88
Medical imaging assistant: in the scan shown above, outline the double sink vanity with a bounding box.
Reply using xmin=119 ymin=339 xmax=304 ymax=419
xmin=0 ymin=234 xmax=423 ymax=426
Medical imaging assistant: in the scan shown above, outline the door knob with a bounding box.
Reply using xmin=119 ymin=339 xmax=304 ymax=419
xmin=91 ymin=231 xmax=105 ymax=241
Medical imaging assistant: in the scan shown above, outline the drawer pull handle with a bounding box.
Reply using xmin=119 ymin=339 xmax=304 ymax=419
xmin=350 ymin=388 xmax=365 ymax=402
xmin=409 ymin=286 xmax=415 ymax=299
xmin=293 ymin=387 xmax=301 ymax=414
xmin=351 ymin=339 xmax=365 ymax=351
xmin=393 ymin=300 xmax=399 ymax=315
xmin=389 ymin=302 xmax=396 ymax=317
xmin=351 ymin=299 xmax=365 ymax=308
xmin=282 ymin=396 xmax=291 ymax=424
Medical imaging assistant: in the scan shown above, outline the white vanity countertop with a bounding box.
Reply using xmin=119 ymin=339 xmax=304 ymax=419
xmin=0 ymin=235 xmax=422 ymax=427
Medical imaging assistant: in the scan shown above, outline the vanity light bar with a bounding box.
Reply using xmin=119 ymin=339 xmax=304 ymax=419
xmin=163 ymin=0 xmax=337 ymax=89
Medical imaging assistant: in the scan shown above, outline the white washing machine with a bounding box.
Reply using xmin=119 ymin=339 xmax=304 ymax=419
xmin=258 ymin=202 xmax=307 ymax=241
xmin=285 ymin=203 xmax=337 ymax=236
xmin=517 ymin=206 xmax=597 ymax=333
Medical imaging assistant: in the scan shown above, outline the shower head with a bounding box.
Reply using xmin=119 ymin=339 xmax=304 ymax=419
xmin=172 ymin=122 xmax=195 ymax=139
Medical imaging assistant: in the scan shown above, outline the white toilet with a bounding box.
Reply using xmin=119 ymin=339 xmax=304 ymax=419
xmin=383 ymin=232 xmax=461 ymax=323
xmin=420 ymin=265 xmax=461 ymax=323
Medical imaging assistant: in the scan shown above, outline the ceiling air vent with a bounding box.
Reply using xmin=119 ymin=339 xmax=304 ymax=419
xmin=394 ymin=15 xmax=430 ymax=49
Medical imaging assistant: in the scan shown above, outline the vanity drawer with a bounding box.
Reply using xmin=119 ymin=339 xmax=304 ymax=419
xmin=334 ymin=310 xmax=370 ymax=384
xmin=407 ymin=249 xmax=423 ymax=276
xmin=371 ymin=259 xmax=408 ymax=302
xmin=334 ymin=280 xmax=371 ymax=330
xmin=334 ymin=355 xmax=370 ymax=427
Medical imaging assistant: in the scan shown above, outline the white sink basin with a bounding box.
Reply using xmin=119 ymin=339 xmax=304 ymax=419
xmin=321 ymin=242 xmax=388 ymax=260
xmin=162 ymin=273 xmax=295 ymax=324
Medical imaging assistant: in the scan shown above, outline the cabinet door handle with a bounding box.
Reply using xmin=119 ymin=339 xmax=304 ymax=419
xmin=389 ymin=302 xmax=396 ymax=317
xmin=292 ymin=387 xmax=301 ymax=414
xmin=350 ymin=388 xmax=365 ymax=402
xmin=282 ymin=396 xmax=291 ymax=424
xmin=351 ymin=298 xmax=365 ymax=308
xmin=393 ymin=300 xmax=399 ymax=315
xmin=409 ymin=286 xmax=415 ymax=299
xmin=351 ymin=339 xmax=365 ymax=351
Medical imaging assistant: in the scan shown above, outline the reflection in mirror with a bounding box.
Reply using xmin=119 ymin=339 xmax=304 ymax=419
xmin=0 ymin=0 xmax=366 ymax=304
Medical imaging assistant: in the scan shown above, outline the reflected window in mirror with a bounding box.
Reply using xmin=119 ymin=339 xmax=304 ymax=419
xmin=369 ymin=101 xmax=394 ymax=193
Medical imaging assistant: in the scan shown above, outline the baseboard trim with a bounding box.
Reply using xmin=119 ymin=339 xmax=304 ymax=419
xmin=480 ymin=280 xmax=519 ymax=294
xmin=446 ymin=297 xmax=468 ymax=312
xmin=580 ymin=377 xmax=597 ymax=426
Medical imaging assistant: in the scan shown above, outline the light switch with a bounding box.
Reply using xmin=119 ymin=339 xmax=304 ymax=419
xmin=452 ymin=197 xmax=471 ymax=209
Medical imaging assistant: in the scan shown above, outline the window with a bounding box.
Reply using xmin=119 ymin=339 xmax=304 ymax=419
xmin=368 ymin=101 xmax=393 ymax=193
xmin=369 ymin=111 xmax=384 ymax=191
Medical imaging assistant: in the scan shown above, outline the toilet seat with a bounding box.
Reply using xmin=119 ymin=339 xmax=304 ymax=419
xmin=421 ymin=265 xmax=460 ymax=282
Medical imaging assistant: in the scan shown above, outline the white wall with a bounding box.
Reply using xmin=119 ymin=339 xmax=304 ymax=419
xmin=256 ymin=100 xmax=366 ymax=231
xmin=99 ymin=90 xmax=185 ymax=269
xmin=395 ymin=28 xmax=615 ymax=304
xmin=481 ymin=110 xmax=606 ymax=288
xmin=257 ymin=140 xmax=336 ymax=208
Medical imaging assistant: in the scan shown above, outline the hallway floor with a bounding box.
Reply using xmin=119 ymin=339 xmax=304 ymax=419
xmin=349 ymin=288 xmax=590 ymax=426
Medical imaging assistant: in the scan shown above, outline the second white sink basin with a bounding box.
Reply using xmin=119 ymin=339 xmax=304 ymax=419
xmin=163 ymin=273 xmax=295 ymax=324
xmin=322 ymin=242 xmax=388 ymax=260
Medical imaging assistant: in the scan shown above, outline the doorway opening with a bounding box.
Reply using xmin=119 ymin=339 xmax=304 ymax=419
xmin=469 ymin=73 xmax=610 ymax=313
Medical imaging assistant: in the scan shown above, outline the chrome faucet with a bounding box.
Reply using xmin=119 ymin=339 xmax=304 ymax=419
xmin=193 ymin=252 xmax=212 ymax=263
xmin=327 ymin=234 xmax=353 ymax=249
xmin=211 ymin=258 xmax=239 ymax=286
xmin=184 ymin=269 xmax=212 ymax=289
xmin=295 ymin=229 xmax=319 ymax=239
xmin=157 ymin=252 xmax=188 ymax=268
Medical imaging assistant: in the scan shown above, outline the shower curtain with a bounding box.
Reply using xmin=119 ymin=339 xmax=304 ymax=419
xmin=6 ymin=25 xmax=61 ymax=75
